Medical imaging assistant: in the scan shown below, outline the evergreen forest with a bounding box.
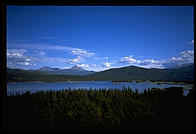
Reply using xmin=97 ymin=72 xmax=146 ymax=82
xmin=3 ymin=86 xmax=194 ymax=131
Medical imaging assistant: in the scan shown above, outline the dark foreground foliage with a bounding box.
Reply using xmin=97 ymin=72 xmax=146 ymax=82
xmin=2 ymin=87 xmax=194 ymax=131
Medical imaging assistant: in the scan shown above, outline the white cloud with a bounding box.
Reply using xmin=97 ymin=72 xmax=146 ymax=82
xmin=7 ymin=41 xmax=194 ymax=70
xmin=7 ymin=49 xmax=37 ymax=67
xmin=76 ymin=64 xmax=100 ymax=71
xmin=104 ymin=57 xmax=109 ymax=60
xmin=103 ymin=62 xmax=112 ymax=67
xmin=77 ymin=64 xmax=90 ymax=68
xmin=119 ymin=55 xmax=141 ymax=64
xmin=25 ymin=58 xmax=31 ymax=61
xmin=119 ymin=55 xmax=165 ymax=69
xmin=8 ymin=42 xmax=95 ymax=58
xmin=118 ymin=50 xmax=194 ymax=69
xmin=71 ymin=48 xmax=94 ymax=57
xmin=180 ymin=50 xmax=194 ymax=58
xmin=138 ymin=64 xmax=165 ymax=69
xmin=170 ymin=57 xmax=183 ymax=62
xmin=68 ymin=56 xmax=83 ymax=64
xmin=7 ymin=49 xmax=26 ymax=58
xmin=162 ymin=50 xmax=194 ymax=66
xmin=24 ymin=62 xmax=30 ymax=66
xmin=7 ymin=49 xmax=69 ymax=68
xmin=140 ymin=59 xmax=160 ymax=65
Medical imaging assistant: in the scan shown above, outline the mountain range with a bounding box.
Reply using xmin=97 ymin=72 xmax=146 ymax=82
xmin=37 ymin=65 xmax=95 ymax=75
xmin=85 ymin=63 xmax=194 ymax=82
xmin=7 ymin=63 xmax=194 ymax=82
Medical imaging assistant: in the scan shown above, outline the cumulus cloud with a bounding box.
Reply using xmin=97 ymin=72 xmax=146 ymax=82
xmin=119 ymin=50 xmax=194 ymax=69
xmin=7 ymin=42 xmax=96 ymax=69
xmin=7 ymin=49 xmax=26 ymax=58
xmin=77 ymin=64 xmax=90 ymax=68
xmin=74 ymin=64 xmax=100 ymax=71
xmin=86 ymin=65 xmax=110 ymax=72
xmin=68 ymin=56 xmax=83 ymax=64
xmin=7 ymin=49 xmax=38 ymax=67
xmin=7 ymin=49 xmax=70 ymax=68
xmin=180 ymin=50 xmax=194 ymax=58
xmin=119 ymin=55 xmax=165 ymax=69
xmin=103 ymin=62 xmax=112 ymax=67
xmin=138 ymin=59 xmax=164 ymax=69
xmin=162 ymin=50 xmax=194 ymax=67
xmin=140 ymin=59 xmax=160 ymax=65
xmin=119 ymin=55 xmax=141 ymax=64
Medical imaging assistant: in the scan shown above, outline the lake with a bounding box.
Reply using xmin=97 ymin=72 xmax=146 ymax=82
xmin=7 ymin=81 xmax=193 ymax=96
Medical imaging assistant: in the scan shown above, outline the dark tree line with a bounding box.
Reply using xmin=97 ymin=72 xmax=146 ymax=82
xmin=3 ymin=87 xmax=194 ymax=131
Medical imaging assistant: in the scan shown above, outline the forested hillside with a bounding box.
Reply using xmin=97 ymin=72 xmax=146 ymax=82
xmin=3 ymin=87 xmax=194 ymax=131
xmin=7 ymin=63 xmax=194 ymax=82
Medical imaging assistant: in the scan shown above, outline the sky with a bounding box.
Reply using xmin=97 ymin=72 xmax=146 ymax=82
xmin=7 ymin=6 xmax=194 ymax=71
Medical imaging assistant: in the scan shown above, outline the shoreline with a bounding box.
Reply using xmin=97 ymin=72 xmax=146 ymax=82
xmin=7 ymin=80 xmax=194 ymax=85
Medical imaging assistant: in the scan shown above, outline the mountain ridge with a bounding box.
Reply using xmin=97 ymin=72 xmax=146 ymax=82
xmin=37 ymin=65 xmax=95 ymax=76
xmin=7 ymin=63 xmax=194 ymax=82
xmin=85 ymin=63 xmax=194 ymax=81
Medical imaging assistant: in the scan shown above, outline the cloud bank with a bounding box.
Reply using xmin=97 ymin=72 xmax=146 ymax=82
xmin=7 ymin=42 xmax=194 ymax=71
xmin=7 ymin=49 xmax=38 ymax=67
xmin=119 ymin=50 xmax=194 ymax=69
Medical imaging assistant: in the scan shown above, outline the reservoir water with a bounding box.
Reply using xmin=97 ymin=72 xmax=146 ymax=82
xmin=7 ymin=81 xmax=192 ymax=96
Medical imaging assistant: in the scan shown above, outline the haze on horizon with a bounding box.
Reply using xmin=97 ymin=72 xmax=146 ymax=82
xmin=7 ymin=6 xmax=194 ymax=71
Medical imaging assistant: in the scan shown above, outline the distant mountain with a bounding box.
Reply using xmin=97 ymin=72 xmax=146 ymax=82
xmin=39 ymin=66 xmax=61 ymax=71
xmin=85 ymin=66 xmax=171 ymax=81
xmin=7 ymin=63 xmax=194 ymax=82
xmin=85 ymin=64 xmax=194 ymax=82
xmin=7 ymin=67 xmax=83 ymax=82
xmin=165 ymin=63 xmax=194 ymax=81
xmin=70 ymin=65 xmax=85 ymax=71
xmin=37 ymin=65 xmax=95 ymax=76
xmin=166 ymin=63 xmax=194 ymax=70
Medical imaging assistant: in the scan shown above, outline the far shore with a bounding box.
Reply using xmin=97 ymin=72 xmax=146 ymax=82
xmin=111 ymin=80 xmax=193 ymax=85
xmin=7 ymin=80 xmax=194 ymax=85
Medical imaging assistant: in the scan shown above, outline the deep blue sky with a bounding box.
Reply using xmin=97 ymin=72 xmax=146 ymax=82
xmin=7 ymin=6 xmax=194 ymax=71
